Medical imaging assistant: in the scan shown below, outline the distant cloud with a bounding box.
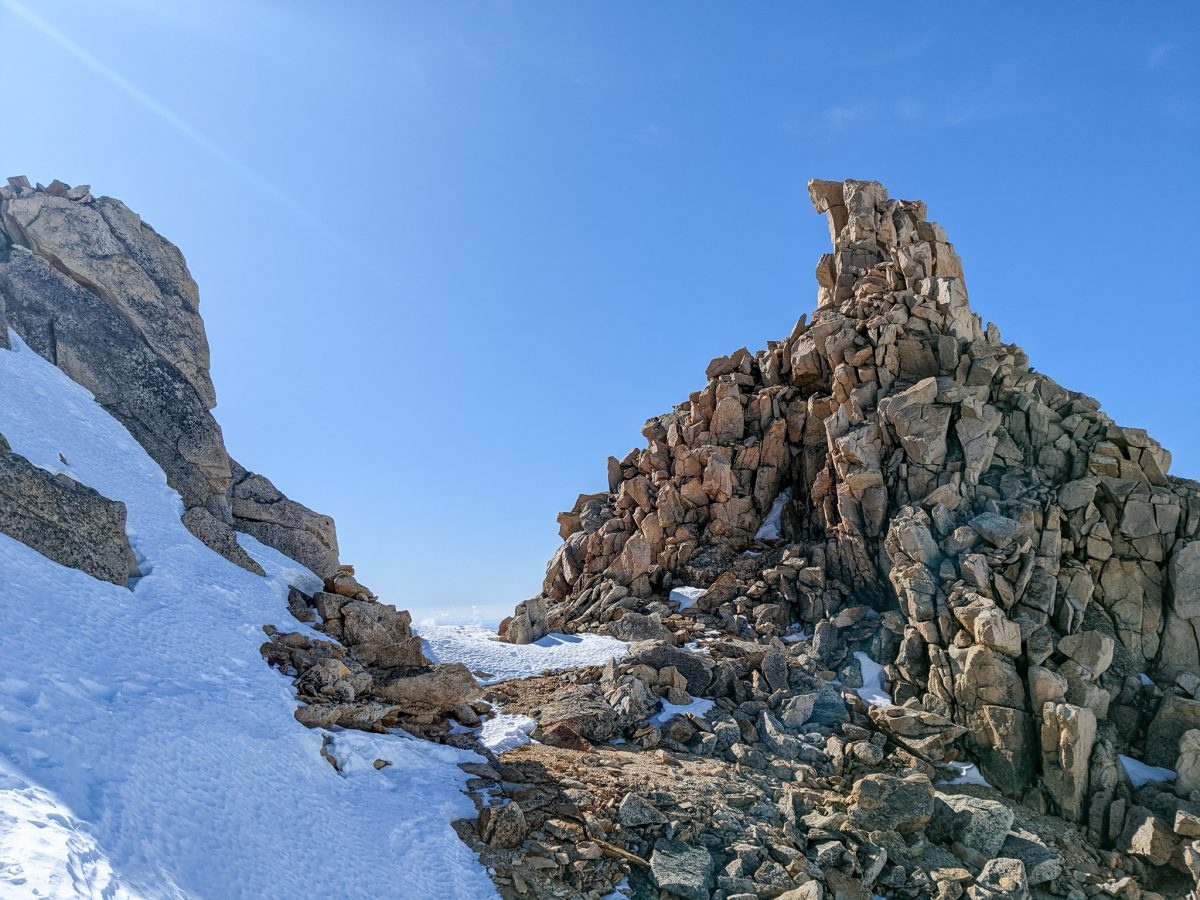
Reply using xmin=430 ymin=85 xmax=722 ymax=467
xmin=895 ymin=99 xmax=923 ymax=123
xmin=824 ymin=104 xmax=871 ymax=132
xmin=940 ymin=59 xmax=1036 ymax=127
xmin=634 ymin=123 xmax=669 ymax=147
xmin=1147 ymin=42 xmax=1177 ymax=69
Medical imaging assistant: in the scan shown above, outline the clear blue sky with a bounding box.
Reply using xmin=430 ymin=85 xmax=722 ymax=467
xmin=3 ymin=1 xmax=1197 ymax=623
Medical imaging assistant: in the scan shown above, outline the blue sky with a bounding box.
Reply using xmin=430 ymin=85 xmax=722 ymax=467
xmin=2 ymin=1 xmax=1197 ymax=623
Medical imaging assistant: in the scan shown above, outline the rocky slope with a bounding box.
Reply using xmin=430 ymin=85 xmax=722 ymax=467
xmin=481 ymin=179 xmax=1200 ymax=898
xmin=0 ymin=176 xmax=480 ymax=746
xmin=3 ymin=172 xmax=1198 ymax=899
xmin=0 ymin=176 xmax=336 ymax=578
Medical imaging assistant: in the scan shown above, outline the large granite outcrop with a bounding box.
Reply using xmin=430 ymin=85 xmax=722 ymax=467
xmin=0 ymin=433 xmax=137 ymax=585
xmin=504 ymin=178 xmax=1200 ymax=851
xmin=0 ymin=177 xmax=339 ymax=579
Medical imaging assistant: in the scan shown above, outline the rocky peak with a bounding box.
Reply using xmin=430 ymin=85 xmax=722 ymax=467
xmin=0 ymin=176 xmax=339 ymax=579
xmin=494 ymin=177 xmax=1200 ymax=890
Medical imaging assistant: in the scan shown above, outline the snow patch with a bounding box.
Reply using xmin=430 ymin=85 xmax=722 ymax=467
xmin=1138 ymin=673 xmax=1154 ymax=686
xmin=852 ymin=651 xmax=892 ymax=708
xmin=754 ymin=488 xmax=791 ymax=541
xmin=1119 ymin=755 xmax=1176 ymax=787
xmin=0 ymin=759 xmax=145 ymax=900
xmin=601 ymin=876 xmax=631 ymax=899
xmin=419 ymin=623 xmax=627 ymax=684
xmin=669 ymin=586 xmax=707 ymax=611
xmin=939 ymin=761 xmax=992 ymax=787
xmin=652 ymin=697 xmax=714 ymax=726
xmin=479 ymin=714 xmax=538 ymax=755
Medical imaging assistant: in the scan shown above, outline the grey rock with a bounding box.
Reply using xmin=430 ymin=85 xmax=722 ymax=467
xmin=0 ymin=245 xmax=230 ymax=517
xmin=998 ymin=831 xmax=1062 ymax=885
xmin=1 ymin=192 xmax=214 ymax=406
xmin=372 ymin=663 xmax=480 ymax=715
xmin=650 ymin=838 xmax=714 ymax=900
xmin=499 ymin=595 xmax=549 ymax=645
xmin=929 ymin=792 xmax=1014 ymax=857
xmin=626 ymin=640 xmax=713 ymax=694
xmin=228 ymin=460 xmax=340 ymax=579
xmin=848 ymin=773 xmax=934 ymax=834
xmin=609 ymin=611 xmax=673 ymax=643
xmin=0 ymin=191 xmax=341 ymax=578
xmin=0 ymin=433 xmax=138 ymax=585
xmin=181 ymin=506 xmax=264 ymax=575
xmin=617 ymin=793 xmax=668 ymax=827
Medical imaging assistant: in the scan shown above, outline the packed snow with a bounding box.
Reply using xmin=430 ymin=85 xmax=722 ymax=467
xmin=419 ymin=623 xmax=627 ymax=684
xmin=1119 ymin=755 xmax=1177 ymax=787
xmin=669 ymin=585 xmax=707 ymax=610
xmin=0 ymin=331 xmax=497 ymax=899
xmin=478 ymin=713 xmax=538 ymax=755
xmin=754 ymin=488 xmax=792 ymax=540
xmin=600 ymin=876 xmax=631 ymax=899
xmin=939 ymin=761 xmax=992 ymax=787
xmin=1138 ymin=673 xmax=1154 ymax=686
xmin=652 ymin=697 xmax=715 ymax=726
xmin=852 ymin=651 xmax=893 ymax=708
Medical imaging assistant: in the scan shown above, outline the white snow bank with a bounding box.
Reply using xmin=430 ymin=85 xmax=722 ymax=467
xmin=939 ymin=761 xmax=992 ymax=787
xmin=652 ymin=697 xmax=715 ymax=726
xmin=1120 ymin=755 xmax=1176 ymax=787
xmin=419 ymin=623 xmax=627 ymax=684
xmin=0 ymin=759 xmax=142 ymax=900
xmin=479 ymin=714 xmax=538 ymax=755
xmin=0 ymin=331 xmax=497 ymax=899
xmin=754 ymin=488 xmax=792 ymax=541
xmin=852 ymin=651 xmax=893 ymax=708
xmin=669 ymin=586 xmax=707 ymax=610
xmin=600 ymin=876 xmax=631 ymax=899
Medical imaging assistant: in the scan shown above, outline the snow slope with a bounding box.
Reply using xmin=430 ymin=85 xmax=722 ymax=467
xmin=0 ymin=331 xmax=497 ymax=899
xmin=419 ymin=624 xmax=628 ymax=684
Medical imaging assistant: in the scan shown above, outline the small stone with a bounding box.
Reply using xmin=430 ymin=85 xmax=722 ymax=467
xmin=617 ymin=793 xmax=668 ymax=827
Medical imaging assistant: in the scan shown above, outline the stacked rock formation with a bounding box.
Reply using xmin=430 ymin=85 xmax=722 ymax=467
xmin=500 ymin=178 xmax=1200 ymax=884
xmin=0 ymin=176 xmax=337 ymax=578
xmin=260 ymin=566 xmax=481 ymax=737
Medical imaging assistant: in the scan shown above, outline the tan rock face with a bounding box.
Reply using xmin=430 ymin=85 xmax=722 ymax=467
xmin=1040 ymin=702 xmax=1096 ymax=823
xmin=0 ymin=180 xmax=341 ymax=579
xmin=0 ymin=192 xmax=214 ymax=408
xmin=506 ymin=176 xmax=1200 ymax=828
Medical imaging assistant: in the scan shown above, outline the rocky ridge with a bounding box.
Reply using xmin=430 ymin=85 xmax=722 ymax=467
xmin=0 ymin=176 xmax=483 ymax=746
xmin=0 ymin=176 xmax=337 ymax=578
xmin=479 ymin=179 xmax=1200 ymax=897
xmin=4 ymin=172 xmax=1198 ymax=898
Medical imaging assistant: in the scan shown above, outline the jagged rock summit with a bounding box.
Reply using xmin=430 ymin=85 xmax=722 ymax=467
xmin=497 ymin=177 xmax=1200 ymax=886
